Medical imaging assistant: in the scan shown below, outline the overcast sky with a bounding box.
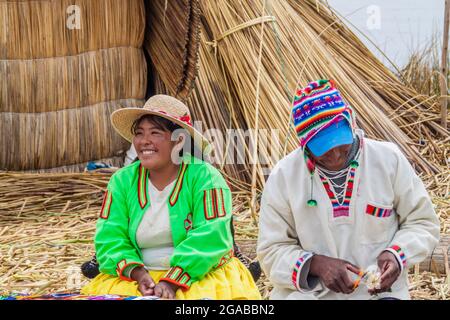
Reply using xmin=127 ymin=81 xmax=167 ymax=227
xmin=326 ymin=0 xmax=445 ymax=68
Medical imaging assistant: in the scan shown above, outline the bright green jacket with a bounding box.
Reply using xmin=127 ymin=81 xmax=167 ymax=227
xmin=95 ymin=154 xmax=234 ymax=289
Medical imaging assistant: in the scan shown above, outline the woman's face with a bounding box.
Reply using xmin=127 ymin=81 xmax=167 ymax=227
xmin=132 ymin=118 xmax=181 ymax=171
xmin=309 ymin=143 xmax=352 ymax=171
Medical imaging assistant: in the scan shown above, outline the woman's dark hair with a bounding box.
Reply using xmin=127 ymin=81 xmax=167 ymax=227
xmin=131 ymin=114 xmax=181 ymax=136
xmin=131 ymin=114 xmax=201 ymax=162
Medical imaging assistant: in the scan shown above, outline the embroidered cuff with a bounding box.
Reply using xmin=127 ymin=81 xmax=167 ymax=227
xmin=384 ymin=245 xmax=406 ymax=272
xmin=160 ymin=266 xmax=192 ymax=291
xmin=292 ymin=252 xmax=316 ymax=292
xmin=123 ymin=265 xmax=140 ymax=280
xmin=116 ymin=259 xmax=144 ymax=282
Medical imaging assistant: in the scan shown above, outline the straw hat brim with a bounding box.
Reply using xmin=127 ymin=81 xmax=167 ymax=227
xmin=110 ymin=108 xmax=211 ymax=153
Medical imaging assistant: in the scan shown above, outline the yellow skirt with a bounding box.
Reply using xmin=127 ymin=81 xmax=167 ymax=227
xmin=81 ymin=257 xmax=261 ymax=300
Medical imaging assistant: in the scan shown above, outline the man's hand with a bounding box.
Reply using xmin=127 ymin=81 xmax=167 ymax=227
xmin=131 ymin=267 xmax=156 ymax=296
xmin=154 ymin=281 xmax=179 ymax=299
xmin=309 ymin=254 xmax=361 ymax=294
xmin=369 ymin=251 xmax=401 ymax=295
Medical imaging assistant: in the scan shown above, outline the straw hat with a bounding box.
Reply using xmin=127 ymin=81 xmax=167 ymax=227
xmin=111 ymin=95 xmax=210 ymax=152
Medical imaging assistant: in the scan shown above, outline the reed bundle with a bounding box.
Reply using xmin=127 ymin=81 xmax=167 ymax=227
xmin=0 ymin=0 xmax=145 ymax=59
xmin=0 ymin=1 xmax=147 ymax=171
xmin=400 ymin=39 xmax=445 ymax=98
xmin=144 ymin=0 xmax=201 ymax=100
xmin=190 ymin=0 xmax=448 ymax=194
xmin=0 ymin=172 xmax=109 ymax=216
xmin=290 ymin=1 xmax=448 ymax=138
xmin=150 ymin=35 xmax=258 ymax=188
xmin=188 ymin=41 xmax=258 ymax=187
xmin=0 ymin=99 xmax=141 ymax=171
xmin=145 ymin=0 xmax=450 ymax=197
xmin=0 ymin=47 xmax=147 ymax=113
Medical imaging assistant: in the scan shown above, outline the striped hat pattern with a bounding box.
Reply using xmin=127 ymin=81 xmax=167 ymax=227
xmin=292 ymin=79 xmax=356 ymax=148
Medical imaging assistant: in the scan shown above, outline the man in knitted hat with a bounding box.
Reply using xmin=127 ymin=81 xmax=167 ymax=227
xmin=257 ymin=79 xmax=440 ymax=300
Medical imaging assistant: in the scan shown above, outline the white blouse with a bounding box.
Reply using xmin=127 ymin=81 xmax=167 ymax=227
xmin=135 ymin=178 xmax=176 ymax=270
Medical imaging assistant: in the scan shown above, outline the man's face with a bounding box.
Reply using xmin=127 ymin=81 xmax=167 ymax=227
xmin=309 ymin=143 xmax=353 ymax=171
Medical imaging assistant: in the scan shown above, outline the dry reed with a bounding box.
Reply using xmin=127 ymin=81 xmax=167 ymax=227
xmin=188 ymin=27 xmax=258 ymax=186
xmin=0 ymin=99 xmax=142 ymax=171
xmin=144 ymin=0 xmax=201 ymax=100
xmin=0 ymin=47 xmax=147 ymax=113
xmin=400 ymin=39 xmax=446 ymax=99
xmin=0 ymin=0 xmax=145 ymax=59
xmin=146 ymin=0 xmax=450 ymax=198
xmin=0 ymin=0 xmax=448 ymax=300
xmin=0 ymin=171 xmax=448 ymax=300
xmin=0 ymin=1 xmax=148 ymax=171
xmin=195 ymin=0 xmax=448 ymax=191
xmin=297 ymin=1 xmax=448 ymax=137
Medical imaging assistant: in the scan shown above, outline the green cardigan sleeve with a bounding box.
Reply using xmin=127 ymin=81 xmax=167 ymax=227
xmin=94 ymin=173 xmax=144 ymax=281
xmin=160 ymin=164 xmax=234 ymax=290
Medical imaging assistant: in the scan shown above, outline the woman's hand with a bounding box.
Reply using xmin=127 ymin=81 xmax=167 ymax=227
xmin=131 ymin=267 xmax=156 ymax=296
xmin=309 ymin=254 xmax=361 ymax=294
xmin=369 ymin=251 xmax=400 ymax=295
xmin=154 ymin=281 xmax=180 ymax=299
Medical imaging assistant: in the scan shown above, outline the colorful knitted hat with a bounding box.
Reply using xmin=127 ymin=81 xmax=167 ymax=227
xmin=292 ymin=79 xmax=356 ymax=149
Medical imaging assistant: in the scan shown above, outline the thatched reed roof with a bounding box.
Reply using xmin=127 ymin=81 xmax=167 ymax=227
xmin=0 ymin=0 xmax=145 ymax=59
xmin=144 ymin=0 xmax=201 ymax=100
xmin=0 ymin=0 xmax=147 ymax=171
xmin=1 ymin=48 xmax=146 ymax=113
xmin=0 ymin=99 xmax=141 ymax=170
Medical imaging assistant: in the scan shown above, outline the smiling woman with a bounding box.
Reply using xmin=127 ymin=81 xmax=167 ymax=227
xmin=131 ymin=115 xmax=197 ymax=172
xmin=131 ymin=116 xmax=187 ymax=191
xmin=80 ymin=95 xmax=261 ymax=300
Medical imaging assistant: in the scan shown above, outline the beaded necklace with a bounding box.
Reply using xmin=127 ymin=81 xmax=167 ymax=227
xmin=304 ymin=136 xmax=362 ymax=218
xmin=318 ymin=161 xmax=358 ymax=218
xmin=317 ymin=166 xmax=351 ymax=202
